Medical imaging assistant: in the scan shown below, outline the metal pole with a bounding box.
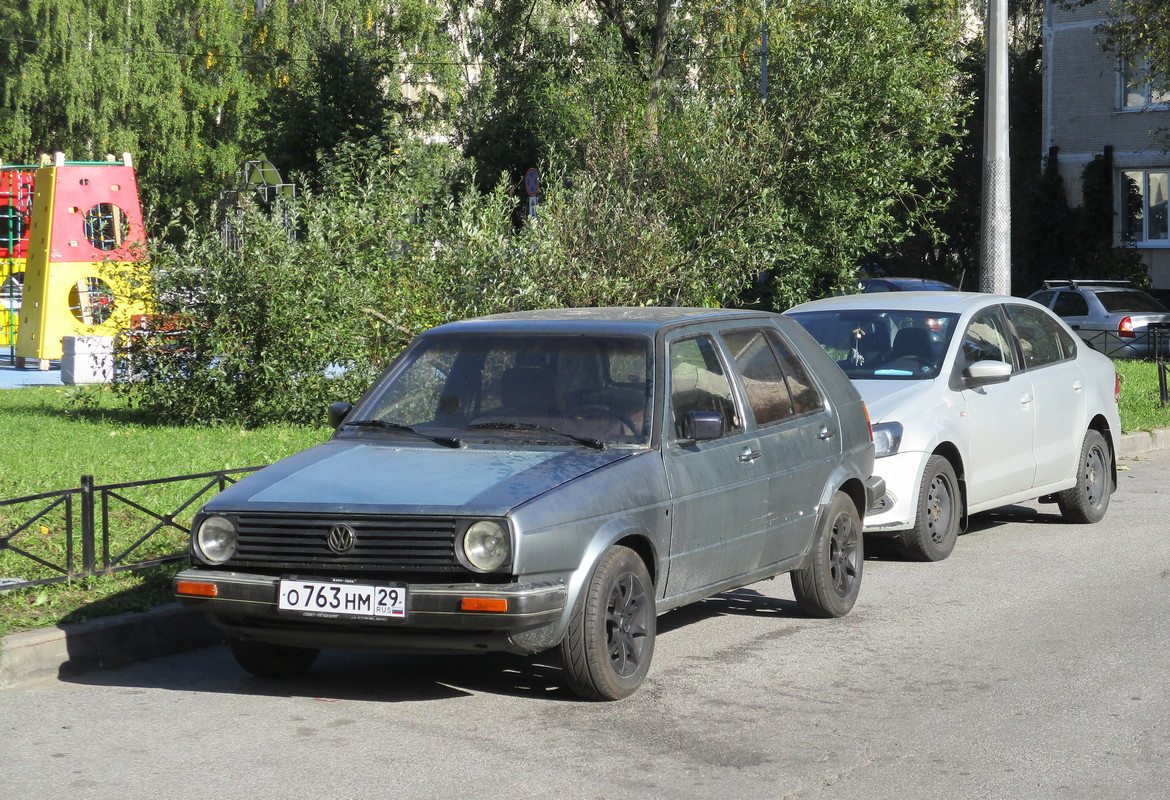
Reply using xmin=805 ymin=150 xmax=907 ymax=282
xmin=980 ymin=0 xmax=1011 ymax=295
xmin=80 ymin=474 xmax=95 ymax=575
xmin=761 ymin=0 xmax=768 ymax=101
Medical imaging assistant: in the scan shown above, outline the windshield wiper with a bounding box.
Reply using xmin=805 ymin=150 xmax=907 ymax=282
xmin=465 ymin=422 xmax=607 ymax=450
xmin=345 ymin=419 xmax=462 ymax=448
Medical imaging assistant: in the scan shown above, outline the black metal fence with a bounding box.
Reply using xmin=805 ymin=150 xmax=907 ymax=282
xmin=1151 ymin=323 xmax=1170 ymax=408
xmin=1076 ymin=327 xmax=1169 ymax=358
xmin=1075 ymin=325 xmax=1170 ymax=407
xmin=0 ymin=467 xmax=261 ymax=592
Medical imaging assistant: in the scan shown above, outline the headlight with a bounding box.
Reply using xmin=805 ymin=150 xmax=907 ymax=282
xmin=872 ymin=422 xmax=903 ymax=458
xmin=194 ymin=515 xmax=238 ymax=564
xmin=462 ymin=520 xmax=510 ymax=572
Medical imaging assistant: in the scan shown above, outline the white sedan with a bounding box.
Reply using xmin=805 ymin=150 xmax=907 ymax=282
xmin=787 ymin=292 xmax=1121 ymax=561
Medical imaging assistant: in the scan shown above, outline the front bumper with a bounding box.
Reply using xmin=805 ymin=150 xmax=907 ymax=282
xmin=861 ymin=450 xmax=926 ymax=534
xmin=174 ymin=569 xmax=567 ymax=655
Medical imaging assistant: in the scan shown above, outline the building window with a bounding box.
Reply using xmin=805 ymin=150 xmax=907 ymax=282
xmin=1123 ymin=170 xmax=1169 ymax=243
xmin=1121 ymin=56 xmax=1170 ymax=109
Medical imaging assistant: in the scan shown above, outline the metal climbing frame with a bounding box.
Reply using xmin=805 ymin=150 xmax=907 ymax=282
xmin=0 ymin=165 xmax=36 ymax=361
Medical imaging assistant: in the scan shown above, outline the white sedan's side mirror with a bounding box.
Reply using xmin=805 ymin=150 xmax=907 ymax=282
xmin=962 ymin=359 xmax=1012 ymax=388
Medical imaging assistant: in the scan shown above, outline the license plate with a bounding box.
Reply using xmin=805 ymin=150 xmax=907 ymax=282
xmin=278 ymin=578 xmax=406 ymax=621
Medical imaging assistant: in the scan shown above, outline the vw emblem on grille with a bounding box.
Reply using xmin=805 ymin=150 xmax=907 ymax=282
xmin=326 ymin=524 xmax=356 ymax=554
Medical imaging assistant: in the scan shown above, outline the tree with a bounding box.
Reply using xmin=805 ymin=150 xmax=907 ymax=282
xmin=459 ymin=0 xmax=970 ymax=309
xmin=876 ymin=0 xmax=1048 ymax=291
xmin=0 ymin=0 xmax=462 ymax=212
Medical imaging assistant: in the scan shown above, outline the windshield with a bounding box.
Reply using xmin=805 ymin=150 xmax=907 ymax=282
xmin=347 ymin=332 xmax=653 ymax=446
xmin=789 ymin=309 xmax=959 ymax=380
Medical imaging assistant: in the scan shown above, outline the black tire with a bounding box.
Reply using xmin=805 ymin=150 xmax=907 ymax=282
xmin=560 ymin=545 xmax=655 ymax=701
xmin=791 ymin=492 xmax=863 ymax=618
xmin=900 ymin=455 xmax=960 ymax=562
xmin=228 ymin=637 xmax=320 ymax=679
xmin=1056 ymin=429 xmax=1112 ymax=524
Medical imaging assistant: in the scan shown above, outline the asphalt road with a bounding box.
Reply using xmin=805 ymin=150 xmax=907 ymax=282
xmin=3 ymin=448 xmax=1169 ymax=800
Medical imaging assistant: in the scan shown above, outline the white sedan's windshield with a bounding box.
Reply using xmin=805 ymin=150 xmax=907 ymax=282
xmin=790 ymin=310 xmax=959 ymax=380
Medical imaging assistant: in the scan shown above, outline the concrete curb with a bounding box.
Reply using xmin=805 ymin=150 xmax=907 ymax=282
xmin=0 ymin=603 xmax=222 ymax=688
xmin=1 ymin=427 xmax=1166 ymax=689
xmin=1118 ymin=427 xmax=1170 ymax=458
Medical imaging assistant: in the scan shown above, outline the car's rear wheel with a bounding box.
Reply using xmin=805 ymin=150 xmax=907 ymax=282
xmin=1056 ymin=429 xmax=1111 ymax=524
xmin=560 ymin=545 xmax=655 ymax=701
xmin=791 ymin=491 xmax=863 ymax=618
xmin=228 ymin=637 xmax=320 ymax=678
xmin=901 ymin=455 xmax=960 ymax=562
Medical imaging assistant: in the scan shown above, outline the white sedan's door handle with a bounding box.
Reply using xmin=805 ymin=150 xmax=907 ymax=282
xmin=1072 ymin=379 xmax=1083 ymax=392
xmin=1019 ymin=393 xmax=1033 ymax=406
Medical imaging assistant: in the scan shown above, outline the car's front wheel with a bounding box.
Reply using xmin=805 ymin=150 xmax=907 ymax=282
xmin=228 ymin=637 xmax=320 ymax=678
xmin=791 ymin=491 xmax=863 ymax=618
xmin=1056 ymin=429 xmax=1112 ymax=524
xmin=560 ymin=545 xmax=655 ymax=701
xmin=900 ymin=455 xmax=960 ymax=562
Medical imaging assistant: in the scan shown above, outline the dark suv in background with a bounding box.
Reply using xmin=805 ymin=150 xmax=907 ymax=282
xmin=1028 ymin=280 xmax=1170 ymax=359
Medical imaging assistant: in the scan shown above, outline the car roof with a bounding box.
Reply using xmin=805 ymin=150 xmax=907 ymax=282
xmin=425 ymin=306 xmax=776 ymax=337
xmin=787 ymin=290 xmax=1029 ymax=316
xmin=862 ymin=277 xmax=958 ymax=290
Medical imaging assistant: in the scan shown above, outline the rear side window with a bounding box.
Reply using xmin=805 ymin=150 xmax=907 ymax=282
xmin=767 ymin=330 xmax=823 ymax=415
xmin=1052 ymin=291 xmax=1089 ymax=317
xmin=723 ymin=329 xmax=794 ymax=425
xmin=1006 ymin=305 xmax=1075 ymax=368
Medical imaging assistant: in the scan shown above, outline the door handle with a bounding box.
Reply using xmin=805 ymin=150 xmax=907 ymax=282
xmin=817 ymin=428 xmax=837 ymax=440
xmin=739 ymin=449 xmax=762 ymax=463
xmin=1072 ymin=379 xmax=1083 ymax=392
xmin=1020 ymin=393 xmax=1033 ymax=406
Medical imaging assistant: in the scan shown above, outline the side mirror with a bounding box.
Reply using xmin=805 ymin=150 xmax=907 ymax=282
xmin=682 ymin=410 xmax=725 ymax=441
xmin=962 ymin=360 xmax=1012 ymax=388
xmin=327 ymin=401 xmax=353 ymax=429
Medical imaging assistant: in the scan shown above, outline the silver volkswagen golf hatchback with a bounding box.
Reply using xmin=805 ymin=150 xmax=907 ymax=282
xmin=175 ymin=308 xmax=883 ymax=700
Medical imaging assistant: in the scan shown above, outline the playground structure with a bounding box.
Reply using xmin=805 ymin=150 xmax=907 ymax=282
xmin=1 ymin=165 xmax=35 ymax=354
xmin=1 ymin=153 xmax=150 ymax=368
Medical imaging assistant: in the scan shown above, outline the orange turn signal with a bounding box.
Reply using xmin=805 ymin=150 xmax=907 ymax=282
xmin=460 ymin=597 xmax=507 ymax=613
xmin=176 ymin=581 xmax=218 ymax=598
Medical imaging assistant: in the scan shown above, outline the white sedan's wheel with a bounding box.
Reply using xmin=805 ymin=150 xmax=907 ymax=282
xmin=1056 ymin=429 xmax=1111 ymax=524
xmin=900 ymin=455 xmax=960 ymax=562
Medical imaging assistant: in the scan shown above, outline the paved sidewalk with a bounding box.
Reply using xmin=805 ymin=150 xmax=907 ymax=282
xmin=2 ymin=427 xmax=1168 ymax=688
xmin=0 ymin=357 xmax=62 ymax=388
xmin=0 ymin=603 xmax=223 ymax=688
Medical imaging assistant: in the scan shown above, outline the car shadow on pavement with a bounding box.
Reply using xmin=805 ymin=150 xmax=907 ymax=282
xmin=58 ymin=587 xmax=806 ymax=703
xmin=60 ymin=645 xmax=595 ymax=702
xmin=658 ymin=588 xmax=802 ymax=635
xmin=863 ymin=502 xmax=1071 ymax=561
xmin=968 ymin=503 xmax=1071 ymax=529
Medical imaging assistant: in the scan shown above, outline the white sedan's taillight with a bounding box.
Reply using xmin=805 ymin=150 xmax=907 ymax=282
xmin=1118 ymin=316 xmax=1135 ymax=338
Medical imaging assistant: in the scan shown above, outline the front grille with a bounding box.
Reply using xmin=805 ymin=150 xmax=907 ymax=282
xmin=229 ymin=513 xmax=461 ymax=572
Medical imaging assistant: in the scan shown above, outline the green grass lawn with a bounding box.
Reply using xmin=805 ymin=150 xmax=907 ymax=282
xmin=3 ymin=360 xmax=1170 ymax=639
xmin=0 ymin=385 xmax=327 ymax=637
xmin=1114 ymin=360 xmax=1170 ymax=433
